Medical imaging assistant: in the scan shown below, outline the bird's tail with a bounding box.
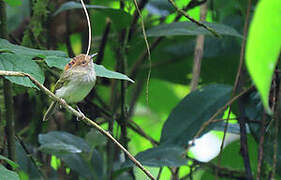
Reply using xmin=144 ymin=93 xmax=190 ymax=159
xmin=43 ymin=101 xmax=58 ymax=121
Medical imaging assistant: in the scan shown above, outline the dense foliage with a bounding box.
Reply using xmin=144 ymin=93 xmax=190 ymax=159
xmin=0 ymin=0 xmax=280 ymax=179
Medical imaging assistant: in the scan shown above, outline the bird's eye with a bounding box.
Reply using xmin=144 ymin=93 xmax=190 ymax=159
xmin=68 ymin=63 xmax=72 ymax=67
xmin=82 ymin=61 xmax=86 ymax=64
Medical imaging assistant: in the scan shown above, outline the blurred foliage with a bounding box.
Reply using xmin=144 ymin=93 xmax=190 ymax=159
xmin=0 ymin=0 xmax=280 ymax=179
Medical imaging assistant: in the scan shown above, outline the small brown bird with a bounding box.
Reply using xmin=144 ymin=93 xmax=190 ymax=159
xmin=43 ymin=53 xmax=97 ymax=121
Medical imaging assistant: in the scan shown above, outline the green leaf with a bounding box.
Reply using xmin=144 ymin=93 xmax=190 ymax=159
xmin=245 ymin=0 xmax=281 ymax=114
xmin=0 ymin=165 xmax=20 ymax=180
xmin=146 ymin=22 xmax=243 ymax=38
xmin=85 ymin=128 xmax=107 ymax=148
xmin=39 ymin=143 xmax=82 ymax=155
xmin=38 ymin=131 xmax=90 ymax=154
xmin=4 ymin=0 xmax=22 ymax=6
xmin=95 ymin=64 xmax=135 ymax=83
xmin=90 ymin=149 xmax=104 ymax=179
xmin=0 ymin=38 xmax=67 ymax=58
xmin=53 ymin=1 xmax=131 ymax=30
xmin=0 ymin=53 xmax=44 ymax=88
xmin=0 ymin=155 xmax=19 ymax=169
xmin=45 ymin=57 xmax=135 ymax=82
xmin=45 ymin=56 xmax=70 ymax=70
xmin=124 ymin=146 xmax=187 ymax=167
xmin=160 ymin=84 xmax=232 ymax=146
xmin=15 ymin=141 xmax=42 ymax=179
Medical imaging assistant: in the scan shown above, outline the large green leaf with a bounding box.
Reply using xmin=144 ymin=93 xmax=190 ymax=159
xmin=146 ymin=22 xmax=243 ymax=38
xmin=38 ymin=131 xmax=91 ymax=155
xmin=95 ymin=64 xmax=134 ymax=83
xmin=160 ymin=84 xmax=232 ymax=146
xmin=45 ymin=56 xmax=134 ymax=82
xmin=0 ymin=53 xmax=44 ymax=88
xmin=0 ymin=165 xmax=19 ymax=180
xmin=60 ymin=154 xmax=94 ymax=179
xmin=245 ymin=0 xmax=281 ymax=113
xmin=0 ymin=155 xmax=19 ymax=169
xmin=0 ymin=38 xmax=67 ymax=58
xmin=53 ymin=1 xmax=131 ymax=30
xmin=124 ymin=146 xmax=187 ymax=167
xmin=15 ymin=141 xmax=42 ymax=179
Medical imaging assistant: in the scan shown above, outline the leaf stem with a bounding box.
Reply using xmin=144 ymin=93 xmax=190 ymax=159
xmin=168 ymin=0 xmax=221 ymax=37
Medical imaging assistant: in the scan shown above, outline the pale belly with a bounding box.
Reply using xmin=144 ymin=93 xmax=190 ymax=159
xmin=55 ymin=79 xmax=95 ymax=103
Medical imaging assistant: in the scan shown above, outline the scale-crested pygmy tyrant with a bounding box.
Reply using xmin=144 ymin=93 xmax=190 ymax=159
xmin=43 ymin=53 xmax=97 ymax=121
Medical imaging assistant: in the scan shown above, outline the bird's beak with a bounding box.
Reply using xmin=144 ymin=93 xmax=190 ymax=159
xmin=90 ymin=53 xmax=98 ymax=59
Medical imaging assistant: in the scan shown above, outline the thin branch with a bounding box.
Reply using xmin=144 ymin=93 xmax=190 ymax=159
xmin=128 ymin=120 xmax=159 ymax=146
xmin=0 ymin=0 xmax=16 ymax=165
xmin=190 ymin=86 xmax=254 ymax=145
xmin=132 ymin=0 xmax=151 ymax=104
xmin=128 ymin=0 xmax=148 ymax=41
xmin=168 ymin=0 xmax=220 ymax=37
xmin=95 ymin=18 xmax=111 ymax=65
xmin=271 ymin=70 xmax=280 ymax=179
xmin=186 ymin=157 xmax=247 ymax=179
xmin=216 ymin=1 xmax=253 ymax=179
xmin=190 ymin=2 xmax=207 ymax=91
xmin=0 ymin=70 xmax=155 ymax=180
xmin=257 ymin=112 xmax=266 ymax=180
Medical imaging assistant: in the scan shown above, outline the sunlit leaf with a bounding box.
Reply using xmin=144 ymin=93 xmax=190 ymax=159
xmin=147 ymin=22 xmax=243 ymax=38
xmin=160 ymin=84 xmax=232 ymax=146
xmin=245 ymin=0 xmax=281 ymax=113
xmin=4 ymin=0 xmax=22 ymax=6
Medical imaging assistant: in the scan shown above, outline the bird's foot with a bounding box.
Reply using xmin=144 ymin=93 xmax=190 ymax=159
xmin=76 ymin=106 xmax=85 ymax=121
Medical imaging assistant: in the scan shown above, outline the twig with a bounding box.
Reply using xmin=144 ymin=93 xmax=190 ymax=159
xmin=271 ymin=70 xmax=280 ymax=179
xmin=216 ymin=0 xmax=253 ymax=179
xmin=167 ymin=0 xmax=220 ymax=37
xmin=190 ymin=86 xmax=254 ymax=145
xmin=65 ymin=11 xmax=75 ymax=57
xmin=0 ymin=70 xmax=155 ymax=180
xmin=128 ymin=120 xmax=159 ymax=146
xmin=190 ymin=2 xmax=207 ymax=91
xmin=156 ymin=167 xmax=163 ymax=180
xmin=257 ymin=112 xmax=266 ymax=180
xmin=132 ymin=0 xmax=151 ymax=104
xmin=95 ymin=18 xmax=111 ymax=65
xmin=186 ymin=157 xmax=247 ymax=179
xmin=128 ymin=0 xmax=148 ymax=41
xmin=0 ymin=0 xmax=16 ymax=165
xmin=80 ymin=0 xmax=91 ymax=56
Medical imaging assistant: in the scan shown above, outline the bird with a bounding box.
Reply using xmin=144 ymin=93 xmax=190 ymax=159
xmin=43 ymin=53 xmax=97 ymax=121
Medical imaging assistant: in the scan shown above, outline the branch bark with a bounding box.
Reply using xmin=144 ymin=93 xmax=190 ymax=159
xmin=190 ymin=2 xmax=207 ymax=91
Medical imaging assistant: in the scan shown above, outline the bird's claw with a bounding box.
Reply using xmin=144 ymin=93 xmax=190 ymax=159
xmin=76 ymin=106 xmax=85 ymax=121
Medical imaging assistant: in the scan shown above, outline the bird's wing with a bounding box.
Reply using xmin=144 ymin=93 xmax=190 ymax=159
xmin=54 ymin=70 xmax=72 ymax=91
